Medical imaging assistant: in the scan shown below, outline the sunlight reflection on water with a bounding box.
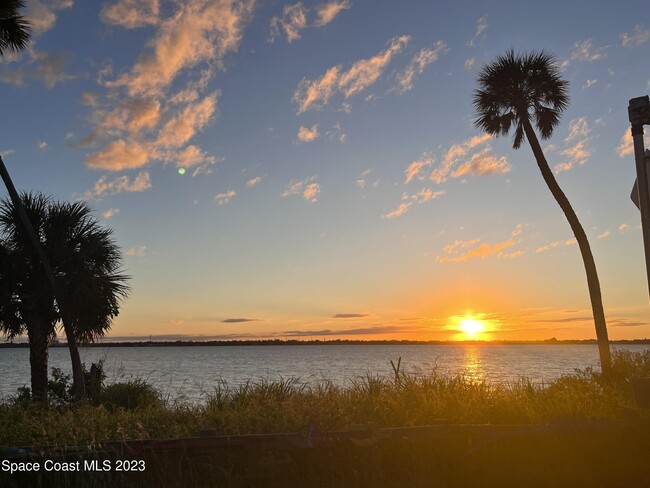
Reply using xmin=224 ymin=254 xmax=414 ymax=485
xmin=1 ymin=344 xmax=648 ymax=403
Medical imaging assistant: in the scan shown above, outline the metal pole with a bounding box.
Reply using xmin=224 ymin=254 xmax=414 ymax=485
xmin=629 ymin=96 xmax=650 ymax=302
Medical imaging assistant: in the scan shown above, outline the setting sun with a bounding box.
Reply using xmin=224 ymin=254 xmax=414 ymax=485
xmin=459 ymin=318 xmax=485 ymax=336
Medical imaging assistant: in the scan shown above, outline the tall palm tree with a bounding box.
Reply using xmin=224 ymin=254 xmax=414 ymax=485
xmin=473 ymin=50 xmax=611 ymax=374
xmin=0 ymin=0 xmax=30 ymax=56
xmin=0 ymin=194 xmax=130 ymax=400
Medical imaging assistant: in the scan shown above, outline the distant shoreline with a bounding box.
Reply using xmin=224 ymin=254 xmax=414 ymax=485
xmin=2 ymin=338 xmax=650 ymax=348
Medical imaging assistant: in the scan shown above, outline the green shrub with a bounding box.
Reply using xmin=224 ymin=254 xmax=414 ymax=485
xmin=101 ymin=379 xmax=162 ymax=410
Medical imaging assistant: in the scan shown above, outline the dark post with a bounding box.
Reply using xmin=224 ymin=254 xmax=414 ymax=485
xmin=628 ymin=96 xmax=650 ymax=302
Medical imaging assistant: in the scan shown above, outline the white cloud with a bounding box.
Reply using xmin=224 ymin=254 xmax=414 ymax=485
xmin=616 ymin=130 xmax=650 ymax=158
xmin=0 ymin=50 xmax=77 ymax=88
xmin=621 ymin=25 xmax=650 ymax=47
xmin=246 ymin=176 xmax=262 ymax=188
xmin=314 ymin=0 xmax=350 ymax=27
xmin=404 ymin=156 xmax=434 ymax=184
xmin=297 ymin=124 xmax=320 ymax=142
xmin=269 ymin=3 xmax=308 ymax=43
xmin=466 ymin=15 xmax=488 ymax=47
xmin=282 ymin=176 xmax=320 ymax=202
xmin=428 ymin=133 xmax=496 ymax=184
xmin=86 ymin=139 xmax=151 ymax=171
xmin=25 ymin=0 xmax=73 ymax=36
xmin=293 ymin=35 xmax=409 ymax=113
xmin=101 ymin=0 xmax=160 ymax=28
xmin=597 ymin=230 xmax=610 ymax=239
xmin=102 ymin=208 xmax=120 ymax=219
xmin=215 ymin=190 xmax=237 ymax=205
xmin=37 ymin=141 xmax=48 ymax=152
xmin=464 ymin=57 xmax=476 ymax=71
xmin=554 ymin=117 xmax=591 ymax=174
xmin=582 ymin=79 xmax=597 ymax=89
xmin=451 ymin=147 xmax=511 ymax=178
xmin=83 ymin=170 xmax=152 ymax=200
xmin=570 ymin=39 xmax=607 ymax=62
xmin=125 ymin=245 xmax=147 ymax=256
xmin=394 ymin=41 xmax=447 ymax=93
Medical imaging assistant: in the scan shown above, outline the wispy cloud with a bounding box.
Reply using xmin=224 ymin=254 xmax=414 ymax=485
xmin=293 ymin=35 xmax=409 ymax=113
xmin=382 ymin=202 xmax=412 ymax=219
xmin=25 ymin=0 xmax=73 ymax=36
xmin=101 ymin=0 xmax=160 ymax=29
xmin=125 ymin=245 xmax=147 ymax=256
xmin=215 ymin=190 xmax=237 ymax=205
xmin=314 ymin=0 xmax=350 ymax=27
xmin=535 ymin=238 xmax=577 ymax=254
xmin=570 ymin=39 xmax=607 ymax=62
xmin=404 ymin=156 xmax=434 ymax=183
xmin=269 ymin=3 xmax=308 ymax=43
xmin=464 ymin=57 xmax=476 ymax=70
xmin=429 ymin=133 xmax=502 ymax=183
xmin=394 ymin=41 xmax=448 ymax=93
xmin=0 ymin=50 xmax=77 ymax=88
xmin=438 ymin=239 xmax=517 ymax=263
xmin=332 ymin=313 xmax=368 ymax=318
xmin=297 ymin=124 xmax=320 ymax=142
xmin=79 ymin=0 xmax=254 ymax=177
xmin=283 ymin=176 xmax=320 ymax=203
xmin=246 ymin=176 xmax=262 ymax=188
xmin=597 ymin=230 xmax=610 ymax=239
xmin=466 ymin=14 xmax=488 ymax=47
xmin=582 ymin=79 xmax=597 ymax=89
xmin=83 ymin=170 xmax=152 ymax=200
xmin=222 ymin=318 xmax=259 ymax=323
xmin=621 ymin=25 xmax=650 ymax=47
xmin=554 ymin=117 xmax=591 ymax=173
xmin=382 ymin=188 xmax=444 ymax=219
xmin=617 ymin=129 xmax=650 ymax=158
xmin=102 ymin=208 xmax=120 ymax=219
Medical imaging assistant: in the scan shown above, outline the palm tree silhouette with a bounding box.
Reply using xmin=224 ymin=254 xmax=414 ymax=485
xmin=0 ymin=194 xmax=130 ymax=400
xmin=473 ymin=50 xmax=611 ymax=374
xmin=0 ymin=0 xmax=30 ymax=56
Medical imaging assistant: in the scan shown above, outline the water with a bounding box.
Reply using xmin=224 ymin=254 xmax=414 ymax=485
xmin=1 ymin=344 xmax=648 ymax=403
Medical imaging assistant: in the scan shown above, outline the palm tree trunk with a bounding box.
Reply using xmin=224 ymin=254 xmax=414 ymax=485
xmin=0 ymin=156 xmax=86 ymax=399
xmin=27 ymin=324 xmax=49 ymax=401
xmin=523 ymin=120 xmax=611 ymax=374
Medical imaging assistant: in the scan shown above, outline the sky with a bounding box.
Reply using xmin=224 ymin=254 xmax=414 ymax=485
xmin=1 ymin=0 xmax=650 ymax=342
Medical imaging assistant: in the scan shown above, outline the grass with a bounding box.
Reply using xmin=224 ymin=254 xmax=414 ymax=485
xmin=1 ymin=350 xmax=650 ymax=487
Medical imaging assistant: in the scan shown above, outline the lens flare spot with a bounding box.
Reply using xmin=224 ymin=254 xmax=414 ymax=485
xmin=178 ymin=168 xmax=186 ymax=175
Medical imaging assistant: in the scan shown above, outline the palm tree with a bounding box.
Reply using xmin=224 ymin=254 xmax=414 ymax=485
xmin=0 ymin=194 xmax=130 ymax=400
xmin=0 ymin=194 xmax=58 ymax=400
xmin=473 ymin=50 xmax=611 ymax=374
xmin=0 ymin=0 xmax=30 ymax=56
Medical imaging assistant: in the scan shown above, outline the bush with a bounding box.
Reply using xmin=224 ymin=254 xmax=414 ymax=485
xmin=101 ymin=379 xmax=162 ymax=410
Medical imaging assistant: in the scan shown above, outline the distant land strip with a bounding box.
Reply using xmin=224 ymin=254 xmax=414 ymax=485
xmin=2 ymin=339 xmax=650 ymax=348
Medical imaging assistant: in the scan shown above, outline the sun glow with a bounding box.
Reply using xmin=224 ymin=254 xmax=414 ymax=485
xmin=459 ymin=318 xmax=484 ymax=336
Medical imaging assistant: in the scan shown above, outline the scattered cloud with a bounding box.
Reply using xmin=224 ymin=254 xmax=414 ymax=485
xmin=438 ymin=239 xmax=516 ymax=263
xmin=570 ymin=39 xmax=607 ymax=62
xmin=222 ymin=318 xmax=259 ymax=323
xmin=535 ymin=237 xmax=577 ymax=254
xmin=293 ymin=35 xmax=409 ymax=113
xmin=80 ymin=0 xmax=254 ymax=174
xmin=215 ymin=190 xmax=237 ymax=205
xmin=269 ymin=3 xmax=308 ymax=43
xmin=582 ymin=79 xmax=597 ymax=89
xmin=37 ymin=141 xmax=48 ymax=152
xmin=332 ymin=313 xmax=368 ymax=319
xmin=554 ymin=117 xmax=591 ymax=174
xmin=82 ymin=170 xmax=152 ymax=200
xmin=404 ymin=156 xmax=434 ymax=183
xmin=25 ymin=0 xmax=73 ymax=36
xmin=102 ymin=208 xmax=120 ymax=219
xmin=617 ymin=129 xmax=650 ymax=158
xmin=382 ymin=202 xmax=412 ymax=219
xmin=619 ymin=223 xmax=629 ymax=232
xmin=314 ymin=0 xmax=351 ymax=27
xmin=125 ymin=245 xmax=147 ymax=256
xmin=246 ymin=176 xmax=262 ymax=188
xmin=297 ymin=124 xmax=320 ymax=142
xmin=452 ymin=147 xmax=511 ymax=178
xmin=394 ymin=41 xmax=448 ymax=93
xmin=325 ymin=122 xmax=347 ymax=142
xmin=597 ymin=230 xmax=610 ymax=239
xmin=621 ymin=25 xmax=650 ymax=47
xmin=101 ymin=0 xmax=160 ymax=29
xmin=464 ymin=57 xmax=476 ymax=70
xmin=283 ymin=176 xmax=320 ymax=202
xmin=466 ymin=14 xmax=488 ymax=47
xmin=0 ymin=50 xmax=77 ymax=88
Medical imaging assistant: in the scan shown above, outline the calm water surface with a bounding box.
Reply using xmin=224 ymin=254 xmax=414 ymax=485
xmin=1 ymin=344 xmax=648 ymax=403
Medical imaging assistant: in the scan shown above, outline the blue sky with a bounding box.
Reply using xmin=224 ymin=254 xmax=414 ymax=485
xmin=1 ymin=0 xmax=650 ymax=341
